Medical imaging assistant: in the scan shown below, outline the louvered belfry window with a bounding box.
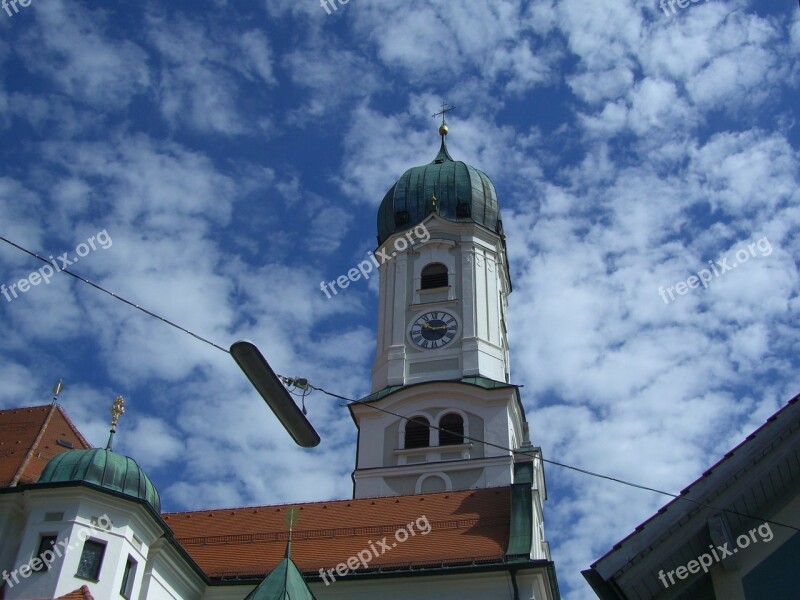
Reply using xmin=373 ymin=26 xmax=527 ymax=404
xmin=405 ymin=416 xmax=431 ymax=449
xmin=439 ymin=413 xmax=464 ymax=445
xmin=421 ymin=263 xmax=448 ymax=289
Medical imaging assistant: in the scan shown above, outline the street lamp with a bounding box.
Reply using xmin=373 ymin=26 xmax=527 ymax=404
xmin=230 ymin=341 xmax=321 ymax=448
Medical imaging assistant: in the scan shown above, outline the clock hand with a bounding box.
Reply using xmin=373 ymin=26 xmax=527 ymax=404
xmin=420 ymin=321 xmax=449 ymax=331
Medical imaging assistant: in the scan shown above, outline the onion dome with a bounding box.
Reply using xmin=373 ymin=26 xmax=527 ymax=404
xmin=38 ymin=396 xmax=159 ymax=512
xmin=39 ymin=448 xmax=161 ymax=512
xmin=377 ymin=129 xmax=503 ymax=245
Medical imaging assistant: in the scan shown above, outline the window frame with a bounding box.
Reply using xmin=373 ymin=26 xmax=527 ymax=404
xmin=75 ymin=538 xmax=106 ymax=582
xmin=438 ymin=413 xmax=465 ymax=446
xmin=32 ymin=534 xmax=59 ymax=572
xmin=120 ymin=555 xmax=137 ymax=599
xmin=420 ymin=263 xmax=449 ymax=290
xmin=404 ymin=416 xmax=431 ymax=449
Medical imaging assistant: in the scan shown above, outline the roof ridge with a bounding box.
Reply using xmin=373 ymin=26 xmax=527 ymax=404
xmin=162 ymin=486 xmax=504 ymax=516
xmin=0 ymin=404 xmax=52 ymax=414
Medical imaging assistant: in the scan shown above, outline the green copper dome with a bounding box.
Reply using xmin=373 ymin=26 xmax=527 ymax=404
xmin=377 ymin=140 xmax=503 ymax=245
xmin=39 ymin=448 xmax=161 ymax=513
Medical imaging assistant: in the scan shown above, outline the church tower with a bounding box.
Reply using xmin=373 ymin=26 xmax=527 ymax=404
xmin=370 ymin=123 xmax=511 ymax=391
xmin=350 ymin=118 xmax=546 ymax=525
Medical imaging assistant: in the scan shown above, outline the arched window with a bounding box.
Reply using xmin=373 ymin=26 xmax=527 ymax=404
xmin=417 ymin=473 xmax=451 ymax=494
xmin=439 ymin=413 xmax=464 ymax=446
xmin=404 ymin=416 xmax=430 ymax=449
xmin=421 ymin=263 xmax=448 ymax=289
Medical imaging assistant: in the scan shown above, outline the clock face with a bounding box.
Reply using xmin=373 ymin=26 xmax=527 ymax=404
xmin=409 ymin=311 xmax=458 ymax=349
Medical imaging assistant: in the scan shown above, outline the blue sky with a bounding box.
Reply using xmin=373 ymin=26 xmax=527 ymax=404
xmin=1 ymin=0 xmax=798 ymax=598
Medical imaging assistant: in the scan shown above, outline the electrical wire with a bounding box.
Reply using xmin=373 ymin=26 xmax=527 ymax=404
xmin=0 ymin=235 xmax=230 ymax=354
xmin=3 ymin=234 xmax=798 ymax=533
xmin=307 ymin=382 xmax=800 ymax=534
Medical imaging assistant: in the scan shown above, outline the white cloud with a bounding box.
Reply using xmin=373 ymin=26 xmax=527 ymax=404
xmin=1 ymin=2 xmax=799 ymax=598
xmin=19 ymin=0 xmax=149 ymax=107
xmin=146 ymin=15 xmax=276 ymax=134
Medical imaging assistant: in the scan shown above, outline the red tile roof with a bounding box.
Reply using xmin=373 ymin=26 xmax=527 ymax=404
xmin=54 ymin=586 xmax=94 ymax=600
xmin=164 ymin=487 xmax=511 ymax=578
xmin=0 ymin=403 xmax=515 ymax=582
xmin=0 ymin=404 xmax=92 ymax=487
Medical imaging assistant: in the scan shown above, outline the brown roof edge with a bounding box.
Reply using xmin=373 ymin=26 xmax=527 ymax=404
xmin=55 ymin=404 xmax=92 ymax=449
xmin=10 ymin=404 xmax=58 ymax=487
xmin=53 ymin=584 xmax=95 ymax=599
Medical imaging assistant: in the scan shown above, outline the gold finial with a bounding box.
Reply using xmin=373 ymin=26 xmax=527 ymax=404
xmin=106 ymin=395 xmax=125 ymax=450
xmin=110 ymin=395 xmax=125 ymax=429
xmin=284 ymin=506 xmax=300 ymax=558
xmin=439 ymin=123 xmax=448 ymax=136
xmin=284 ymin=506 xmax=300 ymax=532
xmin=428 ymin=193 xmax=438 ymax=215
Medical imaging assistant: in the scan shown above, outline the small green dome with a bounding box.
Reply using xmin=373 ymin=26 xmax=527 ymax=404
xmin=245 ymin=555 xmax=317 ymax=600
xmin=377 ymin=141 xmax=502 ymax=245
xmin=39 ymin=448 xmax=160 ymax=512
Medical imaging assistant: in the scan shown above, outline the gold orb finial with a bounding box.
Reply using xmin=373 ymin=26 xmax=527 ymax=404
xmin=439 ymin=123 xmax=448 ymax=136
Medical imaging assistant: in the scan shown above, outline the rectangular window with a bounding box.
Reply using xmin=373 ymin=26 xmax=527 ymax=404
xmin=120 ymin=556 xmax=137 ymax=599
xmin=32 ymin=535 xmax=58 ymax=572
xmin=76 ymin=540 xmax=105 ymax=581
xmin=43 ymin=512 xmax=64 ymax=522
